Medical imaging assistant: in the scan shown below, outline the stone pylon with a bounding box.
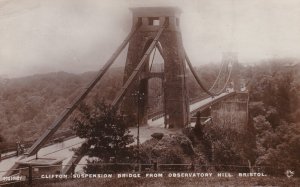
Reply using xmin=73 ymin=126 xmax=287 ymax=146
xmin=222 ymin=52 xmax=239 ymax=91
xmin=121 ymin=7 xmax=189 ymax=128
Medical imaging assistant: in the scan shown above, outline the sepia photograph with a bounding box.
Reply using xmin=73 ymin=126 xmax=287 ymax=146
xmin=0 ymin=0 xmax=299 ymax=186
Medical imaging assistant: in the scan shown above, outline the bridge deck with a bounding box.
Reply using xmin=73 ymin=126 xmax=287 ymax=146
xmin=149 ymin=90 xmax=234 ymax=128
xmin=0 ymin=91 xmax=234 ymax=179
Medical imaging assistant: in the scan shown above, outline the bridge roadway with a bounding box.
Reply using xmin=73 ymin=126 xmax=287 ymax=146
xmin=0 ymin=90 xmax=234 ymax=178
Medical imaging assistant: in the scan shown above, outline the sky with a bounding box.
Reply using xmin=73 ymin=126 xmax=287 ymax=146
xmin=0 ymin=0 xmax=300 ymax=78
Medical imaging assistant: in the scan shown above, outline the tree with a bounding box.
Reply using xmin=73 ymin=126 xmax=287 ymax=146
xmin=248 ymin=61 xmax=300 ymax=176
xmin=0 ymin=134 xmax=5 ymax=153
xmin=204 ymin=125 xmax=249 ymax=166
xmin=72 ymin=100 xmax=135 ymax=173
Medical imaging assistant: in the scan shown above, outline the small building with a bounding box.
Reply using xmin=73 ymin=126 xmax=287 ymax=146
xmin=16 ymin=156 xmax=65 ymax=178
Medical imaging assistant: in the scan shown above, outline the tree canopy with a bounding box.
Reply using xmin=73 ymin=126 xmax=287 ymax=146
xmin=72 ymin=100 xmax=135 ymax=173
xmin=248 ymin=61 xmax=300 ymax=176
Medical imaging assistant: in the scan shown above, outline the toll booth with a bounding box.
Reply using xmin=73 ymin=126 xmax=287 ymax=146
xmin=16 ymin=156 xmax=65 ymax=179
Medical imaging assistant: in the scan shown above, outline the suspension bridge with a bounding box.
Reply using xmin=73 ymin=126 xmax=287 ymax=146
xmin=0 ymin=7 xmax=248 ymax=180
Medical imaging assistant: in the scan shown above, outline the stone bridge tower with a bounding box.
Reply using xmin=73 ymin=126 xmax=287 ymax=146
xmin=121 ymin=7 xmax=189 ymax=128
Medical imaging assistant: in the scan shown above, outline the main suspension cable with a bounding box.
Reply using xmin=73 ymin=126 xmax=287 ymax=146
xmin=184 ymin=49 xmax=233 ymax=96
xmin=209 ymin=59 xmax=226 ymax=91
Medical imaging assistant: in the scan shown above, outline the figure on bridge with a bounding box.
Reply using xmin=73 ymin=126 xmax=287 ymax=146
xmin=16 ymin=140 xmax=25 ymax=156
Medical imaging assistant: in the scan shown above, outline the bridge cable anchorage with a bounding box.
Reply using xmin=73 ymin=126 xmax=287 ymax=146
xmin=111 ymin=23 xmax=166 ymax=108
xmin=22 ymin=23 xmax=141 ymax=158
xmin=184 ymin=49 xmax=233 ymax=96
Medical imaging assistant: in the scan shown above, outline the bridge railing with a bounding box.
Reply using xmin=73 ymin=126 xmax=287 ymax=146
xmin=189 ymin=91 xmax=236 ymax=116
xmin=147 ymin=95 xmax=212 ymax=120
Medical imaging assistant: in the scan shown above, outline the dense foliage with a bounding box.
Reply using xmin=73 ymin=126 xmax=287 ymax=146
xmin=187 ymin=60 xmax=300 ymax=176
xmin=0 ymin=69 xmax=123 ymax=144
xmin=0 ymin=134 xmax=4 ymax=152
xmin=248 ymin=60 xmax=300 ymax=175
xmin=72 ymin=100 xmax=135 ymax=173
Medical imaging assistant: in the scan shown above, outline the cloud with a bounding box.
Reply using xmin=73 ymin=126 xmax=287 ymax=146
xmin=0 ymin=0 xmax=300 ymax=77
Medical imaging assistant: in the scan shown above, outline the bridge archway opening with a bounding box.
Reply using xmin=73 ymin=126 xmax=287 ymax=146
xmin=148 ymin=77 xmax=164 ymax=118
xmin=141 ymin=38 xmax=164 ymax=72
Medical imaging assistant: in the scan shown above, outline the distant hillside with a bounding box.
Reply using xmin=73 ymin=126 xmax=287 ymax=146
xmin=0 ymin=67 xmax=124 ymax=143
xmin=0 ymin=64 xmax=221 ymax=145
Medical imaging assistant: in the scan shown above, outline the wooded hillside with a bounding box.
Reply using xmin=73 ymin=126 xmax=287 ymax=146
xmin=0 ymin=64 xmax=221 ymax=145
